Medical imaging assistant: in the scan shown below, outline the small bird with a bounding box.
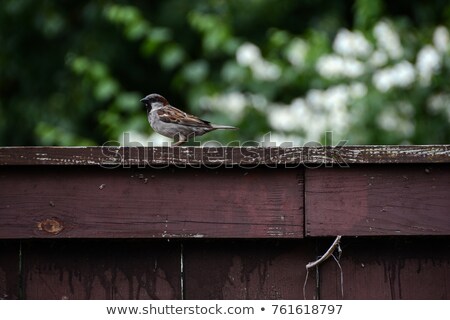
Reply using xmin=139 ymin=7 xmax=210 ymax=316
xmin=140 ymin=93 xmax=237 ymax=146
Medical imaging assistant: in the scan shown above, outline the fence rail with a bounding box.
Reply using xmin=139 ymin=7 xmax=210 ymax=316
xmin=0 ymin=146 xmax=449 ymax=299
xmin=0 ymin=145 xmax=449 ymax=166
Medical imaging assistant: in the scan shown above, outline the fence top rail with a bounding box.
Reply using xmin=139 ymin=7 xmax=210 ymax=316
xmin=0 ymin=145 xmax=449 ymax=166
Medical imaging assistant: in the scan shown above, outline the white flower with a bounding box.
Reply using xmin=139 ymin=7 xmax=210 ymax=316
xmin=377 ymin=106 xmax=415 ymax=137
xmin=416 ymin=45 xmax=442 ymax=86
xmin=291 ymin=97 xmax=307 ymax=109
xmin=316 ymin=55 xmax=342 ymax=78
xmin=285 ymin=38 xmax=308 ymax=67
xmin=427 ymin=93 xmax=450 ymax=122
xmin=268 ymin=105 xmax=300 ymax=132
xmin=433 ymin=26 xmax=450 ymax=53
xmin=306 ymin=89 xmax=324 ymax=107
xmin=236 ymin=42 xmax=281 ymax=81
xmin=372 ymin=61 xmax=415 ymax=92
xmin=307 ymin=86 xmax=353 ymax=134
xmin=324 ymin=85 xmax=349 ymax=109
xmin=267 ymin=84 xmax=368 ymax=141
xmin=225 ymin=92 xmax=248 ymax=114
xmin=343 ymin=58 xmax=366 ymax=78
xmin=316 ymin=55 xmax=365 ymax=79
xmin=368 ymin=50 xmax=388 ymax=67
xmin=374 ymin=21 xmax=404 ymax=59
xmin=333 ymin=29 xmax=373 ymax=58
xmin=372 ymin=70 xmax=392 ymax=92
xmin=236 ymin=42 xmax=261 ymax=66
xmin=349 ymin=82 xmax=368 ymax=98
xmin=252 ymin=60 xmax=281 ymax=81
xmin=306 ymin=85 xmax=353 ymax=109
xmin=395 ymin=61 xmax=416 ymax=86
xmin=202 ymin=92 xmax=247 ymax=122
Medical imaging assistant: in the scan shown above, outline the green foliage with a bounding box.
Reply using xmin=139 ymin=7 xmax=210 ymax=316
xmin=354 ymin=0 xmax=384 ymax=30
xmin=0 ymin=0 xmax=449 ymax=146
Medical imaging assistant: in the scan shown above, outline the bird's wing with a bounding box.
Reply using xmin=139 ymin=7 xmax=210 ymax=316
xmin=156 ymin=105 xmax=212 ymax=128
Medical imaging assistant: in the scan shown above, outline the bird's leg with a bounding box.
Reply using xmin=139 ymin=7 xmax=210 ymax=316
xmin=172 ymin=134 xmax=187 ymax=146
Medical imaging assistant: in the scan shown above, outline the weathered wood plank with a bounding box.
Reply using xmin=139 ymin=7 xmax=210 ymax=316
xmin=0 ymin=166 xmax=303 ymax=239
xmin=21 ymin=240 xmax=181 ymax=299
xmin=0 ymin=146 xmax=449 ymax=166
xmin=319 ymin=237 xmax=450 ymax=299
xmin=183 ymin=240 xmax=317 ymax=299
xmin=0 ymin=241 xmax=19 ymax=299
xmin=305 ymin=165 xmax=450 ymax=236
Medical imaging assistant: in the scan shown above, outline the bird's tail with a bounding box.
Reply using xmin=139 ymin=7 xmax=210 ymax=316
xmin=211 ymin=124 xmax=238 ymax=130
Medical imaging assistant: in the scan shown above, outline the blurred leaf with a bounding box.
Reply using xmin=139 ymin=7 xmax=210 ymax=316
xmin=141 ymin=28 xmax=172 ymax=55
xmin=94 ymin=79 xmax=119 ymax=101
xmin=182 ymin=60 xmax=209 ymax=83
xmin=116 ymin=92 xmax=141 ymax=112
xmin=160 ymin=44 xmax=186 ymax=69
xmin=354 ymin=0 xmax=384 ymax=30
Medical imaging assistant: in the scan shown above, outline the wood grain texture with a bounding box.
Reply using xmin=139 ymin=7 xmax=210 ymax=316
xmin=0 ymin=145 xmax=449 ymax=166
xmin=0 ymin=241 xmax=19 ymax=299
xmin=0 ymin=166 xmax=303 ymax=239
xmin=305 ymin=165 xmax=450 ymax=236
xmin=2 ymin=238 xmax=450 ymax=300
xmin=183 ymin=240 xmax=317 ymax=299
xmin=319 ymin=237 xmax=450 ymax=299
xmin=21 ymin=240 xmax=181 ymax=299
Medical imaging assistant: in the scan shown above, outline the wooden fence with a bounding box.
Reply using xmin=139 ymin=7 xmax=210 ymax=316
xmin=0 ymin=146 xmax=449 ymax=299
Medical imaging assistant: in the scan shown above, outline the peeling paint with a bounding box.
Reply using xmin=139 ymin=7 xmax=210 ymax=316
xmin=2 ymin=146 xmax=446 ymax=166
xmin=161 ymin=232 xmax=205 ymax=238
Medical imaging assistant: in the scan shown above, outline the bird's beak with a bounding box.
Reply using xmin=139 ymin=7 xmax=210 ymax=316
xmin=140 ymin=98 xmax=146 ymax=103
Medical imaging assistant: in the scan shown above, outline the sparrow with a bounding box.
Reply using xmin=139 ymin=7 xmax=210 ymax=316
xmin=140 ymin=93 xmax=237 ymax=146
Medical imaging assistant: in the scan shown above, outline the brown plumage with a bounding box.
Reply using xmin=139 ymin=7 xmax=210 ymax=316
xmin=140 ymin=93 xmax=237 ymax=146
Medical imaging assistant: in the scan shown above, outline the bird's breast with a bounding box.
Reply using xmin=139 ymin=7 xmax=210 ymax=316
xmin=148 ymin=111 xmax=185 ymax=138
